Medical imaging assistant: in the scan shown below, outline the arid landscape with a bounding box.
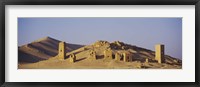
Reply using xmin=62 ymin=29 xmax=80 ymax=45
xmin=18 ymin=36 xmax=182 ymax=69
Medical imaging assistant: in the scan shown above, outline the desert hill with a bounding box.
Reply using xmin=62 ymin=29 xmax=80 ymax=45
xmin=18 ymin=37 xmax=84 ymax=63
xmin=18 ymin=39 xmax=182 ymax=69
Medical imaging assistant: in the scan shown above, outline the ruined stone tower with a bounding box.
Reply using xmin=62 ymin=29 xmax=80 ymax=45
xmin=122 ymin=52 xmax=132 ymax=62
xmin=58 ymin=42 xmax=66 ymax=60
xmin=155 ymin=44 xmax=165 ymax=63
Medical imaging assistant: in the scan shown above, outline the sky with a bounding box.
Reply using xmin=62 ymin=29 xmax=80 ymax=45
xmin=18 ymin=18 xmax=182 ymax=59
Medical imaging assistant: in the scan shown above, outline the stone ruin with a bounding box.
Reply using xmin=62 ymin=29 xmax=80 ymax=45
xmin=122 ymin=52 xmax=132 ymax=62
xmin=114 ymin=51 xmax=132 ymax=62
xmin=58 ymin=42 xmax=66 ymax=60
xmin=104 ymin=48 xmax=113 ymax=60
xmin=155 ymin=44 xmax=165 ymax=63
xmin=93 ymin=40 xmax=110 ymax=48
xmin=52 ymin=41 xmax=77 ymax=63
xmin=54 ymin=41 xmax=166 ymax=64
xmin=115 ymin=52 xmax=121 ymax=61
xmin=88 ymin=50 xmax=96 ymax=61
xmin=69 ymin=54 xmax=76 ymax=63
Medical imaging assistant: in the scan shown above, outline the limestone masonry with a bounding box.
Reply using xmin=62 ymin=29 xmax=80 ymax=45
xmin=53 ymin=41 xmax=166 ymax=64
xmin=155 ymin=44 xmax=165 ymax=63
xmin=58 ymin=42 xmax=65 ymax=60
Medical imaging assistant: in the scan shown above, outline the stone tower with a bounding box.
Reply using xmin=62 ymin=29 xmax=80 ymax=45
xmin=155 ymin=44 xmax=165 ymax=63
xmin=58 ymin=42 xmax=66 ymax=60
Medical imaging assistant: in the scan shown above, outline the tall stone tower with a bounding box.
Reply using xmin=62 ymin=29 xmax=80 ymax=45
xmin=155 ymin=44 xmax=165 ymax=63
xmin=58 ymin=42 xmax=66 ymax=60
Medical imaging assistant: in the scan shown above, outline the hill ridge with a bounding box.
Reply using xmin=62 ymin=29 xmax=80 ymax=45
xmin=18 ymin=36 xmax=84 ymax=63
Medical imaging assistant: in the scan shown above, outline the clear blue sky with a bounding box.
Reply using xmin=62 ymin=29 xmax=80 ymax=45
xmin=18 ymin=17 xmax=182 ymax=59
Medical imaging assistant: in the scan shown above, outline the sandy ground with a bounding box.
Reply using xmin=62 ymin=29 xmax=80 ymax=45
xmin=18 ymin=57 xmax=181 ymax=69
xmin=18 ymin=41 xmax=182 ymax=69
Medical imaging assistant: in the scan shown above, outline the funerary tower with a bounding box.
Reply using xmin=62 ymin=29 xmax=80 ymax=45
xmin=58 ymin=42 xmax=66 ymax=60
xmin=155 ymin=44 xmax=165 ymax=63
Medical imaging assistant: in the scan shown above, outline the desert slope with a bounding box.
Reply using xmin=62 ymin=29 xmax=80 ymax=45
xmin=67 ymin=40 xmax=181 ymax=64
xmin=19 ymin=40 xmax=182 ymax=69
xmin=18 ymin=37 xmax=84 ymax=63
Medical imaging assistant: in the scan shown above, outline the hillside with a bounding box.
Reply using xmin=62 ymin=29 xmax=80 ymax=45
xmin=67 ymin=40 xmax=181 ymax=64
xmin=18 ymin=37 xmax=84 ymax=63
xmin=18 ymin=40 xmax=182 ymax=69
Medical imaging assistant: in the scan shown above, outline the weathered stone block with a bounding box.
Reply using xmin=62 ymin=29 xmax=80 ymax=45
xmin=58 ymin=42 xmax=66 ymax=60
xmin=155 ymin=44 xmax=165 ymax=63
xmin=88 ymin=50 xmax=96 ymax=61
xmin=122 ymin=52 xmax=132 ymax=62
xmin=115 ymin=52 xmax=121 ymax=61
xmin=104 ymin=49 xmax=113 ymax=60
xmin=69 ymin=54 xmax=76 ymax=63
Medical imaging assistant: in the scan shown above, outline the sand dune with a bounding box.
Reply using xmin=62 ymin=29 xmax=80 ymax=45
xmin=18 ymin=37 xmax=84 ymax=63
